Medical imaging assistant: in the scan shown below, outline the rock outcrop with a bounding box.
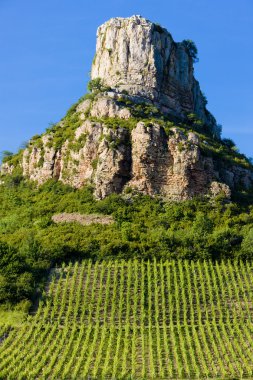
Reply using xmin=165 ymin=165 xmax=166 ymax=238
xmin=91 ymin=15 xmax=217 ymax=133
xmin=12 ymin=94 xmax=252 ymax=200
xmin=1 ymin=16 xmax=253 ymax=200
xmin=127 ymin=125 xmax=216 ymax=199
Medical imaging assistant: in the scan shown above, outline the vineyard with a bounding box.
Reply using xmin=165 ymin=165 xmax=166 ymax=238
xmin=1 ymin=259 xmax=253 ymax=379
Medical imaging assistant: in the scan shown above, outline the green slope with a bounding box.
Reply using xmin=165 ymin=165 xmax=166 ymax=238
xmin=0 ymin=177 xmax=253 ymax=308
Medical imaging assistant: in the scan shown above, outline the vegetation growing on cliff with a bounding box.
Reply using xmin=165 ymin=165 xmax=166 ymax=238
xmin=2 ymin=89 xmax=252 ymax=175
xmin=182 ymin=39 xmax=199 ymax=63
xmin=87 ymin=78 xmax=111 ymax=94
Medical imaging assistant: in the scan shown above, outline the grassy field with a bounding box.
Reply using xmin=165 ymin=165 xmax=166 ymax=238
xmin=0 ymin=259 xmax=253 ymax=379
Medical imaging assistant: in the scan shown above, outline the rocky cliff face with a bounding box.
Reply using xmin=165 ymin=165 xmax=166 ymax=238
xmin=91 ymin=15 xmax=216 ymax=133
xmin=12 ymin=93 xmax=251 ymax=200
xmin=1 ymin=16 xmax=253 ymax=200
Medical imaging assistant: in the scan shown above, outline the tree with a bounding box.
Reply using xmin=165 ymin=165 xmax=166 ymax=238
xmin=182 ymin=40 xmax=199 ymax=63
xmin=0 ymin=150 xmax=13 ymax=162
xmin=87 ymin=78 xmax=111 ymax=93
xmin=222 ymin=138 xmax=236 ymax=149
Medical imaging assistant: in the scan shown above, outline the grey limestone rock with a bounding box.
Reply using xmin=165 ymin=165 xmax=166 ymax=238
xmin=91 ymin=15 xmax=216 ymax=132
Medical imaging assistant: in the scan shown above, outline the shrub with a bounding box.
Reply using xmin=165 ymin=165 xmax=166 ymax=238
xmin=222 ymin=138 xmax=236 ymax=149
xmin=182 ymin=39 xmax=199 ymax=63
xmin=241 ymin=228 xmax=253 ymax=256
xmin=91 ymin=158 xmax=98 ymax=170
xmin=1 ymin=150 xmax=13 ymax=163
xmin=87 ymin=78 xmax=111 ymax=93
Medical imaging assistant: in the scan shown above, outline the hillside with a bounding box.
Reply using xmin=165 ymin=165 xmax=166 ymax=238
xmin=0 ymin=14 xmax=252 ymax=311
xmin=0 ymin=178 xmax=253 ymax=309
xmin=0 ymin=14 xmax=253 ymax=380
xmin=1 ymin=259 xmax=253 ymax=378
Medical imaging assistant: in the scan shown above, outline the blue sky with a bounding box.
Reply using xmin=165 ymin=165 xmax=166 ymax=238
xmin=0 ymin=0 xmax=252 ymax=157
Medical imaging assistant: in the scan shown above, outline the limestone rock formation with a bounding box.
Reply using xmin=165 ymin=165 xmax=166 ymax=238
xmin=0 ymin=162 xmax=14 ymax=175
xmin=91 ymin=15 xmax=216 ymax=133
xmin=127 ymin=124 xmax=215 ymax=199
xmin=10 ymin=98 xmax=252 ymax=200
xmin=1 ymin=16 xmax=253 ymax=200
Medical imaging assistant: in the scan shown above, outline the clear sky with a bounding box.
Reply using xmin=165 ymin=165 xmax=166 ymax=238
xmin=0 ymin=0 xmax=252 ymax=158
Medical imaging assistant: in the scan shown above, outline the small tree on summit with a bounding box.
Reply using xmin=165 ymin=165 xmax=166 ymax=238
xmin=182 ymin=39 xmax=199 ymax=63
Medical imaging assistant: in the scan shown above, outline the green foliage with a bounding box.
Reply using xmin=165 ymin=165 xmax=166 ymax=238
xmin=0 ymin=240 xmax=46 ymax=305
xmin=222 ymin=138 xmax=236 ymax=149
xmin=45 ymin=105 xmax=83 ymax=150
xmin=87 ymin=78 xmax=111 ymax=93
xmin=1 ymin=259 xmax=253 ymax=378
xmin=0 ymin=176 xmax=253 ymax=307
xmin=177 ymin=142 xmax=185 ymax=152
xmin=83 ymin=92 xmax=96 ymax=101
xmin=91 ymin=158 xmax=98 ymax=170
xmin=196 ymin=131 xmax=252 ymax=170
xmin=1 ymin=150 xmax=13 ymax=163
xmin=116 ymin=97 xmax=162 ymax=119
xmin=68 ymin=133 xmax=88 ymax=152
xmin=183 ymin=113 xmax=221 ymax=140
xmin=182 ymin=39 xmax=199 ymax=62
xmin=186 ymin=113 xmax=204 ymax=129
xmin=90 ymin=116 xmax=137 ymax=132
xmin=87 ymin=77 xmax=103 ymax=92
xmin=241 ymin=228 xmax=253 ymax=256
xmin=1 ymin=149 xmax=24 ymax=169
